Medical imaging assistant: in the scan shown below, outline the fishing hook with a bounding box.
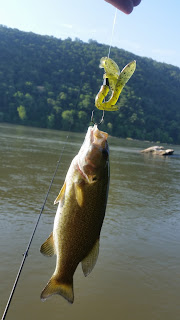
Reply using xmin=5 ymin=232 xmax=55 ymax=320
xmin=91 ymin=109 xmax=105 ymax=126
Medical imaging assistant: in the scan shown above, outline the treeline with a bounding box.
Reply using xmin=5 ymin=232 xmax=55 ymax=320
xmin=0 ymin=25 xmax=180 ymax=144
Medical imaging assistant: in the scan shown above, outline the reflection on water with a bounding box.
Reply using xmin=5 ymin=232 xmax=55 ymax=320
xmin=0 ymin=124 xmax=180 ymax=320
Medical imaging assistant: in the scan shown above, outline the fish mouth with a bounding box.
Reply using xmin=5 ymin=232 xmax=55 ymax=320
xmin=88 ymin=125 xmax=109 ymax=166
xmin=77 ymin=125 xmax=109 ymax=182
xmin=90 ymin=125 xmax=108 ymax=149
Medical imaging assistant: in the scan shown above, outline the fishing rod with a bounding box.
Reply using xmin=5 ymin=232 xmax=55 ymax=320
xmin=1 ymin=73 xmax=83 ymax=320
xmin=1 ymin=131 xmax=71 ymax=320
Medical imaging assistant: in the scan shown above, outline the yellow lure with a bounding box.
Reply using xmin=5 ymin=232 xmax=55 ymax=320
xmin=95 ymin=57 xmax=136 ymax=111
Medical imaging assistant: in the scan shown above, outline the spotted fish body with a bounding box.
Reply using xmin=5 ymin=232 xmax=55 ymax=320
xmin=40 ymin=125 xmax=109 ymax=303
xmin=95 ymin=57 xmax=136 ymax=111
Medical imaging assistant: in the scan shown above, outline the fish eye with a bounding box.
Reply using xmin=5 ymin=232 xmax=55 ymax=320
xmin=92 ymin=176 xmax=97 ymax=181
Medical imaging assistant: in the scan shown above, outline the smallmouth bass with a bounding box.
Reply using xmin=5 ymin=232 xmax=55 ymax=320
xmin=40 ymin=125 xmax=110 ymax=303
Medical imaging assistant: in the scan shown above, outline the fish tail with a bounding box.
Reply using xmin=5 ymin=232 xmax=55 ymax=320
xmin=40 ymin=275 xmax=74 ymax=304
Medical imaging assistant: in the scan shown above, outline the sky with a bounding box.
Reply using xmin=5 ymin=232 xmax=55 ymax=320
xmin=0 ymin=0 xmax=180 ymax=68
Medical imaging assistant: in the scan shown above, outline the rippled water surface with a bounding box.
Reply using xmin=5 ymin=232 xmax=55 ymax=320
xmin=0 ymin=124 xmax=180 ymax=320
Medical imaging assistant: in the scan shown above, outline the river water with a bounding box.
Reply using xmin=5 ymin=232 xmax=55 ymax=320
xmin=0 ymin=123 xmax=180 ymax=320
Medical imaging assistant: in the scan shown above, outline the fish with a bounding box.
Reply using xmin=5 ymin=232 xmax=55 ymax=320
xmin=40 ymin=124 xmax=110 ymax=304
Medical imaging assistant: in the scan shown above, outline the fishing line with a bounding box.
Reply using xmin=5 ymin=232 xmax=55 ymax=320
xmin=1 ymin=73 xmax=84 ymax=320
xmin=91 ymin=8 xmax=117 ymax=125
xmin=108 ymin=8 xmax=117 ymax=58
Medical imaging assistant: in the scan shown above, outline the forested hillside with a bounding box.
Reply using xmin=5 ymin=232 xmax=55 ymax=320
xmin=0 ymin=25 xmax=180 ymax=143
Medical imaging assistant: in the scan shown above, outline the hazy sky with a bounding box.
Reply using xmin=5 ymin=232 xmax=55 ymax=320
xmin=1 ymin=0 xmax=180 ymax=68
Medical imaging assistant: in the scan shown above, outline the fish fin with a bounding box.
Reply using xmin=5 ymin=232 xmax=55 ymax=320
xmin=81 ymin=238 xmax=99 ymax=277
xmin=41 ymin=276 xmax=74 ymax=304
xmin=54 ymin=182 xmax=66 ymax=205
xmin=74 ymin=183 xmax=83 ymax=207
xmin=40 ymin=232 xmax=55 ymax=257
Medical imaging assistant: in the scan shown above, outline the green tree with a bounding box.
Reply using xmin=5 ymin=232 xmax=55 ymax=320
xmin=47 ymin=113 xmax=55 ymax=128
xmin=0 ymin=25 xmax=180 ymax=143
xmin=61 ymin=110 xmax=75 ymax=130
xmin=107 ymin=122 xmax=113 ymax=134
xmin=17 ymin=105 xmax=27 ymax=121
